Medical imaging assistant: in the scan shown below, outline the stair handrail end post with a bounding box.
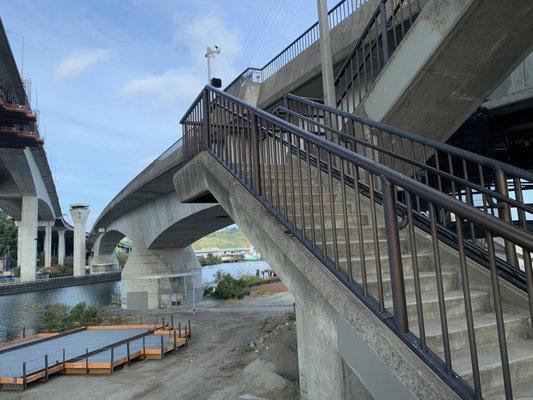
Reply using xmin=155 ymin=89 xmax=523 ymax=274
xmin=381 ymin=175 xmax=409 ymax=334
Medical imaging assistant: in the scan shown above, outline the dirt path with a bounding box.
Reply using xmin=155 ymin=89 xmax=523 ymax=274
xmin=3 ymin=292 xmax=295 ymax=400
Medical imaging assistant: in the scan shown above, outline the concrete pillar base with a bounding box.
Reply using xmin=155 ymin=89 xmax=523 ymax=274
xmin=90 ymin=253 xmax=120 ymax=274
xmin=121 ymin=246 xmax=201 ymax=310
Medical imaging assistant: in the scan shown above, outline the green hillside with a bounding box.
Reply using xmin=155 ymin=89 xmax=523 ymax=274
xmin=192 ymin=228 xmax=251 ymax=250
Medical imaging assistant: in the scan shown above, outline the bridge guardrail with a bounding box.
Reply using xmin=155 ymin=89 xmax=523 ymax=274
xmin=224 ymin=0 xmax=369 ymax=93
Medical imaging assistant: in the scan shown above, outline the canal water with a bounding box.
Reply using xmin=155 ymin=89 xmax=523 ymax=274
xmin=202 ymin=260 xmax=269 ymax=284
xmin=0 ymin=261 xmax=267 ymax=341
xmin=0 ymin=281 xmax=120 ymax=341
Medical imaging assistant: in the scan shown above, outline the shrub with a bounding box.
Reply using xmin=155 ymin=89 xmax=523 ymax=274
xmin=49 ymin=264 xmax=73 ymax=278
xmin=212 ymin=271 xmax=254 ymax=299
xmin=37 ymin=301 xmax=104 ymax=332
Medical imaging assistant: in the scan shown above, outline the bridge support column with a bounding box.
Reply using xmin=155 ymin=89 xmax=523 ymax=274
xmin=57 ymin=228 xmax=66 ymax=265
xmin=295 ymin=298 xmax=345 ymax=400
xmin=15 ymin=196 xmax=38 ymax=281
xmin=43 ymin=222 xmax=53 ymax=269
xmin=70 ymin=204 xmax=90 ymax=276
xmin=121 ymin=246 xmax=201 ymax=310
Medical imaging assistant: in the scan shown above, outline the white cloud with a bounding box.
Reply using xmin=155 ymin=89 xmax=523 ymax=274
xmin=174 ymin=14 xmax=243 ymax=82
xmin=119 ymin=69 xmax=204 ymax=109
xmin=54 ymin=48 xmax=112 ymax=82
xmin=119 ymin=14 xmax=242 ymax=111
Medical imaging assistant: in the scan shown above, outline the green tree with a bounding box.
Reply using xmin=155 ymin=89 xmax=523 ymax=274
xmin=116 ymin=252 xmax=128 ymax=269
xmin=0 ymin=209 xmax=17 ymax=262
xmin=199 ymin=253 xmax=222 ymax=266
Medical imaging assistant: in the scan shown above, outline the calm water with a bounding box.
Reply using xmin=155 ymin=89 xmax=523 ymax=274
xmin=0 ymin=281 xmax=120 ymax=341
xmin=202 ymin=261 xmax=269 ymax=284
xmin=0 ymin=261 xmax=268 ymax=341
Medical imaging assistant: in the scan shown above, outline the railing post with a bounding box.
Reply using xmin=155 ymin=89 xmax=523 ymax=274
xmin=495 ymin=168 xmax=518 ymax=267
xmin=22 ymin=362 xmax=27 ymax=390
xmin=110 ymin=346 xmax=114 ymax=375
xmin=250 ymin=113 xmax=262 ymax=195
xmin=381 ymin=176 xmax=408 ymax=334
xmin=85 ymin=348 xmax=89 ymax=374
xmin=44 ymin=354 xmax=48 ymax=382
xmin=379 ymin=0 xmax=389 ymax=63
xmin=202 ymin=88 xmax=211 ymax=151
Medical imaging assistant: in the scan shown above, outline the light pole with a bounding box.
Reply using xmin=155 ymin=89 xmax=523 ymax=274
xmin=6 ymin=31 xmax=24 ymax=78
xmin=204 ymin=45 xmax=221 ymax=84
xmin=316 ymin=0 xmax=335 ymax=107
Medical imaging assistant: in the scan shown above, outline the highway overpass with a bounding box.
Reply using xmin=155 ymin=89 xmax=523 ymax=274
xmin=0 ymin=19 xmax=73 ymax=280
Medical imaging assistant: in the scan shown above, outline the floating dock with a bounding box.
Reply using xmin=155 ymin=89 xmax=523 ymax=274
xmin=0 ymin=323 xmax=190 ymax=390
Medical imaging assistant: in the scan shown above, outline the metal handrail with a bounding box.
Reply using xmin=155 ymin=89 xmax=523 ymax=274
xmin=183 ymin=86 xmax=533 ymax=248
xmin=280 ymin=94 xmax=533 ymax=269
xmin=224 ymin=0 xmax=369 ymax=92
xmin=182 ymin=85 xmax=533 ymax=399
xmin=334 ymin=0 xmax=426 ymax=112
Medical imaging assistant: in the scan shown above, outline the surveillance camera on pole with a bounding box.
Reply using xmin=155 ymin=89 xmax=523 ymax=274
xmin=205 ymin=45 xmax=221 ymax=84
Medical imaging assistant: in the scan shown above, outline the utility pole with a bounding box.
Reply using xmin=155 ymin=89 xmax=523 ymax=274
xmin=316 ymin=0 xmax=336 ymax=107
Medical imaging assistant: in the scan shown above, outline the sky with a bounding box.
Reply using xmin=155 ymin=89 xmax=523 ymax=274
xmin=0 ymin=0 xmax=339 ymax=227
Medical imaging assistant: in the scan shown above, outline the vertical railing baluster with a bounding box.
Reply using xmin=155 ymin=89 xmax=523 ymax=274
xmin=406 ymin=195 xmax=425 ymax=350
xmin=455 ymin=217 xmax=482 ymax=397
xmin=487 ymin=232 xmax=513 ymax=399
xmin=429 ymin=204 xmax=452 ymax=372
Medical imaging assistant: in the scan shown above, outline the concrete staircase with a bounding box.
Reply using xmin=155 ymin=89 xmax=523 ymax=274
xmin=263 ymin=164 xmax=533 ymax=399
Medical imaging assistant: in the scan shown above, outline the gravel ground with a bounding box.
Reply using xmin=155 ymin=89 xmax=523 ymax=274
xmin=2 ymin=291 xmax=297 ymax=400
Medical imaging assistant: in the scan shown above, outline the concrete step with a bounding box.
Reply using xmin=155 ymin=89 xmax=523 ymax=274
xmin=296 ymin=214 xmax=371 ymax=229
xmin=338 ymin=253 xmax=436 ymax=276
xmin=385 ymin=290 xmax=491 ymax=324
xmin=366 ymin=271 xmax=458 ymax=300
xmin=454 ymin=338 xmax=533 ymax=397
xmin=412 ymin=311 xmax=530 ymax=357
xmin=326 ymin=237 xmax=408 ymax=258
xmin=311 ymin=225 xmax=387 ymax=241
xmin=275 ymin=202 xmax=356 ymax=215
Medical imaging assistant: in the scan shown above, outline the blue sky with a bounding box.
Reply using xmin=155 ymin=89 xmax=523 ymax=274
xmin=0 ymin=0 xmax=338 ymax=227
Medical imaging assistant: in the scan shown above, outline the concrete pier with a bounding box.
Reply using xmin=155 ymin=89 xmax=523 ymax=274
xmin=70 ymin=204 xmax=90 ymax=276
xmin=16 ymin=196 xmax=38 ymax=281
xmin=43 ymin=222 xmax=53 ymax=269
xmin=57 ymin=228 xmax=66 ymax=265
